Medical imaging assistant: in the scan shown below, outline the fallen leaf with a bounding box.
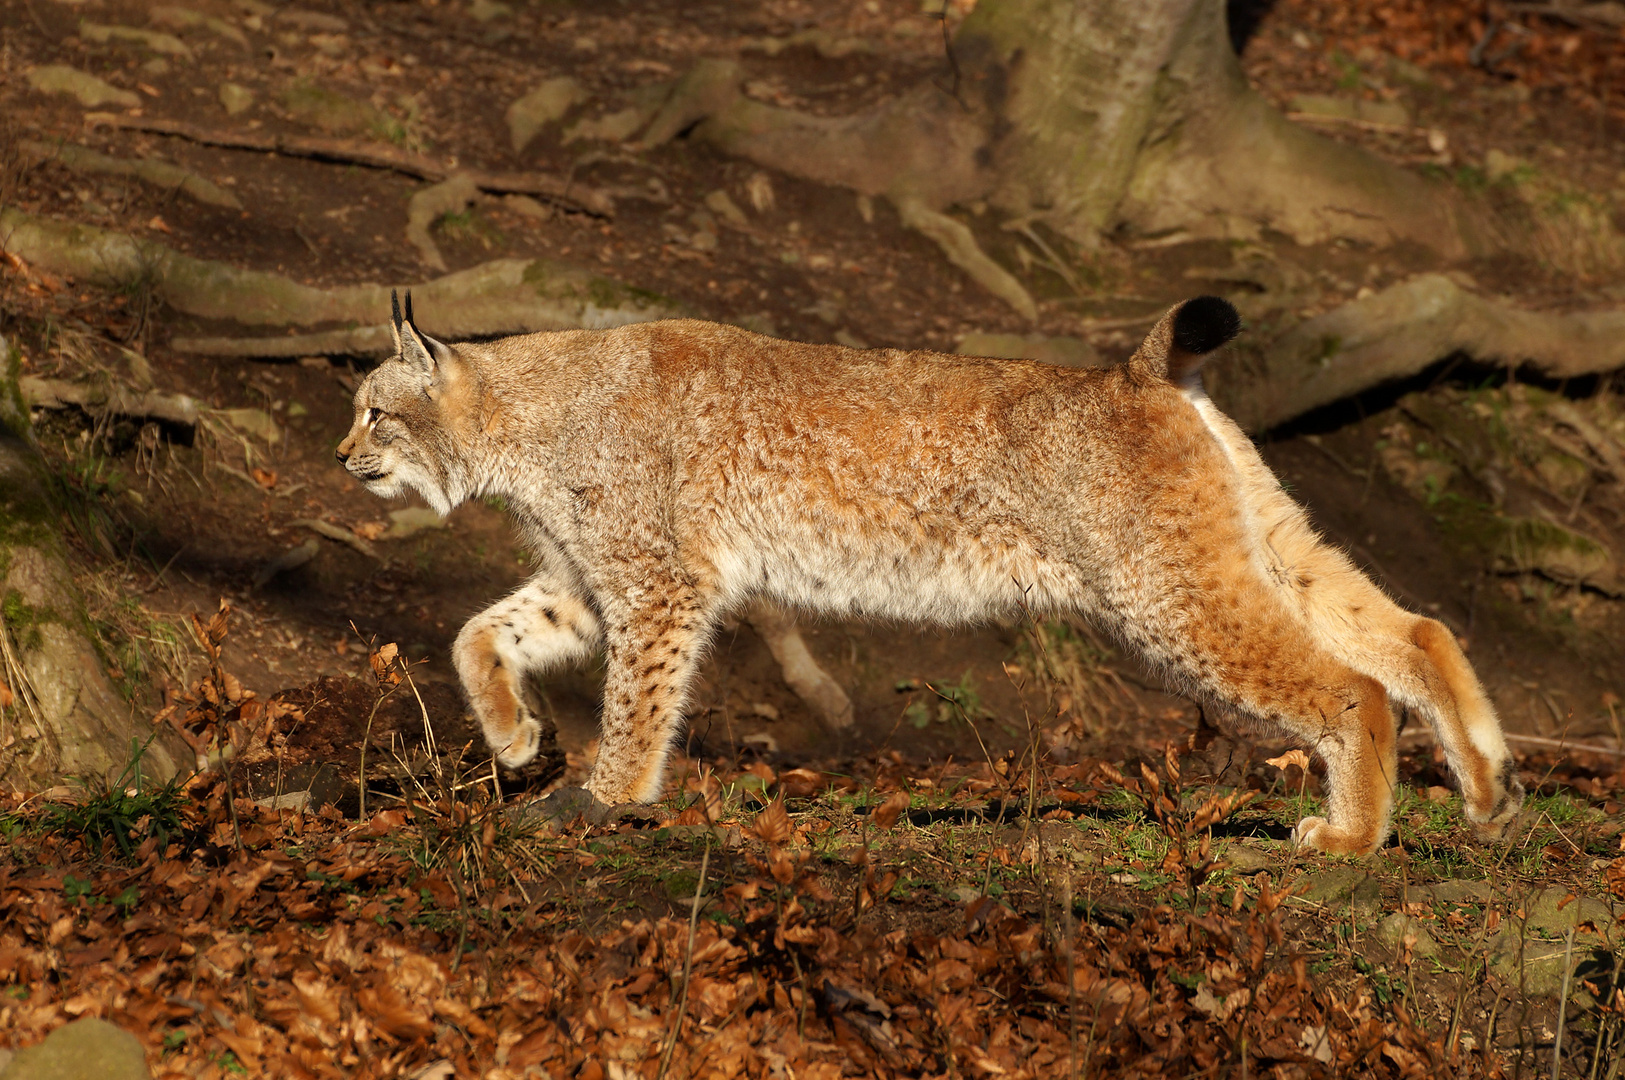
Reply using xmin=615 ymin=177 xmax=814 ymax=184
xmin=147 ymin=215 xmax=172 ymax=233
xmin=754 ymin=797 xmax=792 ymax=845
xmin=871 ymin=790 xmax=910 ymax=831
xmin=1265 ymin=749 xmax=1312 ymax=773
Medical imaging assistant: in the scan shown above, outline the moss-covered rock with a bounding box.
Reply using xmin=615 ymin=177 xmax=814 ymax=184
xmin=0 ymin=332 xmax=187 ymax=792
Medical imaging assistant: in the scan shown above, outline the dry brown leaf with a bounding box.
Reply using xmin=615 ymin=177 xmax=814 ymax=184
xmin=754 ymin=797 xmax=792 ymax=845
xmin=778 ymin=768 xmax=824 ymax=797
xmin=871 ymin=790 xmax=910 ymax=831
xmin=1264 ymin=748 xmax=1312 ymax=773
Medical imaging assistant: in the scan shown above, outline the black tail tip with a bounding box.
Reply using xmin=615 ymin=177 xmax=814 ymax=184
xmin=1172 ymin=295 xmax=1242 ymax=355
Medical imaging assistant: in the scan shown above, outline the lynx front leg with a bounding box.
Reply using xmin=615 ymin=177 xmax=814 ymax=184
xmin=453 ymin=576 xmax=601 ymax=768
xmin=586 ymin=584 xmax=714 ymax=807
xmin=1289 ymin=675 xmax=1400 ymax=855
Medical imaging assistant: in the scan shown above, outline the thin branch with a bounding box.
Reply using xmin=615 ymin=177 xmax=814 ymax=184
xmin=82 ymin=113 xmax=615 ymax=217
xmin=657 ymin=839 xmax=711 ymax=1080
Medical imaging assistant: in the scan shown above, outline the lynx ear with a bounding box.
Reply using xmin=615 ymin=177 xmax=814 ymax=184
xmin=394 ymin=291 xmax=453 ymax=377
xmin=390 ymin=289 xmax=405 ymax=355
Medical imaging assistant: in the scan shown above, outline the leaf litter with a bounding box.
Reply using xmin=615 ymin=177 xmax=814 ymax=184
xmin=2 ymin=609 xmax=1623 ymax=1077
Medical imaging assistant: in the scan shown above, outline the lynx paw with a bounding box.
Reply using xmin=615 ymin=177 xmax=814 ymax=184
xmin=492 ymin=708 xmax=543 ymax=768
xmin=1467 ymin=764 xmax=1524 ymax=842
xmin=1291 ymin=816 xmax=1381 ymax=856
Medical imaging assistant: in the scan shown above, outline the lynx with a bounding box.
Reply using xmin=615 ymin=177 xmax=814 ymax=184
xmin=336 ymin=293 xmax=1523 ymax=854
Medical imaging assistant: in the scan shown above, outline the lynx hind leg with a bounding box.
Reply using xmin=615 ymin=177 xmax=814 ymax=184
xmin=587 ymin=583 xmax=714 ymax=808
xmin=1407 ymin=618 xmax=1522 ymax=836
xmin=452 ymin=578 xmax=601 ymax=768
xmin=1133 ymin=592 xmax=1399 ymax=853
xmin=1262 ymin=541 xmax=1523 ymax=840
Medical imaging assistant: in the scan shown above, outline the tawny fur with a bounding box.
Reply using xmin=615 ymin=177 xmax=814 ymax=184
xmin=336 ymin=299 xmax=1523 ymax=854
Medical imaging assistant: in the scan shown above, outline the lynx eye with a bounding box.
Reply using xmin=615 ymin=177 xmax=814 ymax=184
xmin=364 ymin=407 xmax=382 ymax=426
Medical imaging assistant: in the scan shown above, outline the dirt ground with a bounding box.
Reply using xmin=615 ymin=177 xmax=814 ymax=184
xmin=3 ymin=1 xmax=1625 ymax=1074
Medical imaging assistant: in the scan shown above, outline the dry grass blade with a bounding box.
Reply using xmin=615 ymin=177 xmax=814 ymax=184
xmin=657 ymin=839 xmax=710 ymax=1080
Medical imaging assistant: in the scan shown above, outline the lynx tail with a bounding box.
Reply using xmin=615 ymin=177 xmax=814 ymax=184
xmin=1127 ymin=295 xmax=1242 ymax=389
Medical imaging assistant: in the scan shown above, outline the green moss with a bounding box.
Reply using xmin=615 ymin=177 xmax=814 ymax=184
xmin=0 ymin=336 xmax=28 ymax=439
xmin=1 ymin=589 xmax=54 ymax=651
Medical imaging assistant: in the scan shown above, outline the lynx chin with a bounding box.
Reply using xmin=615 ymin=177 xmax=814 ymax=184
xmin=337 ymin=292 xmax=1522 ymax=855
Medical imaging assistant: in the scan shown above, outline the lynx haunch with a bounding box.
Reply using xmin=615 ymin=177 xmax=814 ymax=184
xmin=336 ymin=293 xmax=1523 ymax=854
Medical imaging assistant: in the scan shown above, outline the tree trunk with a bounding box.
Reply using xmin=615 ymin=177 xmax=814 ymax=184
xmin=0 ymin=332 xmax=188 ymax=791
xmin=658 ymin=0 xmax=1478 ymax=257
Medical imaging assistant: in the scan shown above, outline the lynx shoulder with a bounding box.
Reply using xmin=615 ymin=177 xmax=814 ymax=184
xmin=337 ymin=293 xmax=1523 ymax=854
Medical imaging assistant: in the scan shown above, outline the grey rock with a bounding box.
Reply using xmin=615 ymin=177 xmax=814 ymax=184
xmin=1373 ymin=912 xmax=1441 ymax=958
xmin=1485 ymin=889 xmax=1619 ymax=997
xmin=1294 ymin=867 xmax=1382 ymax=910
xmin=1222 ymin=846 xmax=1270 ymax=872
xmin=1488 ymin=928 xmax=1583 ymax=997
xmin=383 ymin=507 xmax=447 ymax=540
xmin=506 ymin=77 xmax=583 ymax=152
xmin=0 ymin=1017 xmax=150 ymax=1080
xmin=219 ymin=83 xmax=255 ymax=116
xmin=1521 ymin=887 xmax=1616 ymax=936
xmin=1402 ymin=879 xmax=1493 ymax=906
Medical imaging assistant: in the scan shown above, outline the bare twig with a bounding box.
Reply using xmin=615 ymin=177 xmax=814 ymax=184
xmin=657 ymin=839 xmax=711 ymax=1080
xmin=82 ymin=113 xmax=615 ymax=217
xmin=1554 ymin=927 xmax=1575 ymax=1080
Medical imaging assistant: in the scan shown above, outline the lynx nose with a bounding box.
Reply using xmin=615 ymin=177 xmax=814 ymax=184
xmin=335 ymin=444 xmax=350 ymax=464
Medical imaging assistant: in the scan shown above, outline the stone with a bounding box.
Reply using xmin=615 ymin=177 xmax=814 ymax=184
xmin=383 ymin=507 xmax=446 ymax=540
xmin=213 ymin=407 xmax=281 ymax=444
xmin=1521 ymin=887 xmax=1615 ymax=936
xmin=1484 ymin=148 xmax=1528 ymax=184
xmin=278 ymin=82 xmax=398 ymax=140
xmin=218 ymin=83 xmax=255 ymax=116
xmin=703 ymin=190 xmax=749 ymax=230
xmin=505 ymin=77 xmax=584 ymax=152
xmin=1293 ymin=867 xmax=1382 ymax=910
xmin=1402 ymin=879 xmax=1493 ymax=906
xmin=1484 ymin=889 xmax=1617 ymax=997
xmin=563 ymin=107 xmax=648 ymax=145
xmin=1373 ymin=912 xmax=1441 ymax=959
xmin=1492 ymin=516 xmax=1616 ymax=592
xmin=0 ymin=1017 xmax=151 ymax=1080
xmin=957 ymin=332 xmax=1103 ymax=369
xmin=1222 ymin=846 xmax=1270 ymax=872
xmin=149 ymin=6 xmax=250 ymax=46
xmin=26 ymin=66 xmax=140 ymax=109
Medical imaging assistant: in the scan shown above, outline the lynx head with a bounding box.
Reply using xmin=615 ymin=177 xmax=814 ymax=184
xmin=335 ymin=290 xmax=468 ymax=515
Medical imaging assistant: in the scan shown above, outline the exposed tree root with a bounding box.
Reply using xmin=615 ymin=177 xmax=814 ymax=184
xmin=1221 ymin=273 xmax=1625 ymax=431
xmin=83 ymin=113 xmax=615 ymax=217
xmin=0 ymin=209 xmax=683 ymax=353
xmin=18 ymin=375 xmax=200 ymax=429
xmin=406 ymin=174 xmax=480 ymax=272
xmin=894 ymin=198 xmax=1037 ymax=322
xmin=21 ymin=139 xmax=242 ymax=210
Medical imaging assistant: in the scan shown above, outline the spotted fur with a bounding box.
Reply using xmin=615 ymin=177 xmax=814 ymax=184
xmin=335 ymin=294 xmax=1523 ymax=853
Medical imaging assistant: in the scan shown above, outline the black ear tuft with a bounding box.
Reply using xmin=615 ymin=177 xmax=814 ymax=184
xmin=1172 ymin=295 xmax=1242 ymax=355
xmin=391 ymin=289 xmax=403 ymax=331
xmin=403 ymin=290 xmax=416 ymax=328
